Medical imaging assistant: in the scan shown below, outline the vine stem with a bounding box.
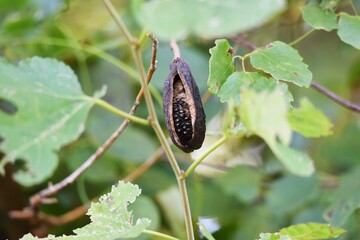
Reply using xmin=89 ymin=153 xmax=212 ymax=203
xmin=288 ymin=28 xmax=316 ymax=46
xmin=102 ymin=1 xmax=195 ymax=239
xmin=143 ymin=230 xmax=181 ymax=240
xmin=88 ymin=96 xmax=150 ymax=125
xmin=185 ymin=135 xmax=228 ymax=178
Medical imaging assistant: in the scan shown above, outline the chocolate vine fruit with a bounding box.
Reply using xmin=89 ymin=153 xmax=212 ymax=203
xmin=163 ymin=57 xmax=206 ymax=153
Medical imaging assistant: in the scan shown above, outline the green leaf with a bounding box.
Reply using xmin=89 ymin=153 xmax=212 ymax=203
xmin=215 ymin=166 xmax=262 ymax=203
xmin=240 ymin=88 xmax=291 ymax=146
xmin=20 ymin=181 xmax=151 ymax=240
xmin=208 ymin=39 xmax=234 ymax=94
xmin=301 ymin=5 xmax=337 ymax=31
xmin=266 ymin=175 xmax=317 ymax=216
xmin=133 ymin=0 xmax=286 ymax=40
xmin=218 ymin=72 xmax=293 ymax=105
xmin=337 ymin=12 xmax=360 ymax=49
xmin=288 ymin=98 xmax=333 ymax=137
xmin=0 ymin=57 xmax=99 ymax=186
xmin=258 ymin=223 xmax=345 ymax=240
xmin=270 ymin=142 xmax=315 ymax=176
xmin=217 ymin=72 xmax=252 ymax=104
xmin=250 ymin=41 xmax=313 ymax=87
xmin=280 ymin=222 xmax=345 ymax=239
xmin=325 ymin=167 xmax=360 ymax=226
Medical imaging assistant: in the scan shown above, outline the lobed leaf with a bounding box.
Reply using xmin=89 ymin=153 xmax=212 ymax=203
xmin=0 ymin=57 xmax=100 ymax=186
xmin=337 ymin=12 xmax=360 ymax=49
xmin=301 ymin=5 xmax=337 ymax=31
xmin=218 ymin=71 xmax=293 ymax=105
xmin=258 ymin=223 xmax=345 ymax=240
xmin=208 ymin=39 xmax=234 ymax=94
xmin=20 ymin=181 xmax=151 ymax=240
xmin=250 ymin=41 xmax=313 ymax=87
xmin=288 ymin=98 xmax=333 ymax=138
xmin=133 ymin=0 xmax=286 ymax=40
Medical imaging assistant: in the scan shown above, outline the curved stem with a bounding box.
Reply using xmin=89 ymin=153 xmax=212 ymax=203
xmin=185 ymin=135 xmax=228 ymax=178
xmin=143 ymin=229 xmax=180 ymax=240
xmin=289 ymin=28 xmax=316 ymax=46
xmin=89 ymin=97 xmax=150 ymax=125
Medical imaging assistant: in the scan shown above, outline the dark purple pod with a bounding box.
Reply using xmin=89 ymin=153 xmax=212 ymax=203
xmin=163 ymin=57 xmax=206 ymax=153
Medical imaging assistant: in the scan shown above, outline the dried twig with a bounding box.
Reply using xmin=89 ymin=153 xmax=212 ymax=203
xmin=170 ymin=39 xmax=181 ymax=59
xmin=310 ymin=81 xmax=360 ymax=113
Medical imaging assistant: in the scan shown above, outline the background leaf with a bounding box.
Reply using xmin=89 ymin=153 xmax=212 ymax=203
xmin=250 ymin=41 xmax=313 ymax=87
xmin=208 ymin=39 xmax=234 ymax=94
xmin=337 ymin=13 xmax=360 ymax=49
xmin=279 ymin=222 xmax=345 ymax=239
xmin=20 ymin=181 xmax=151 ymax=239
xmin=301 ymin=5 xmax=337 ymax=31
xmin=0 ymin=57 xmax=98 ymax=186
xmin=325 ymin=167 xmax=360 ymax=226
xmin=288 ymin=98 xmax=333 ymax=138
xmin=240 ymin=88 xmax=291 ymax=146
xmin=133 ymin=0 xmax=286 ymax=40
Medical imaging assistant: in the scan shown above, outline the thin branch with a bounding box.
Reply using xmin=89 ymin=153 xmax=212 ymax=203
xmin=170 ymin=39 xmax=181 ymax=59
xmin=102 ymin=0 xmax=136 ymax=45
xmin=311 ymin=81 xmax=360 ymax=113
xmin=124 ymin=147 xmax=164 ymax=182
xmin=28 ymin=36 xmax=159 ymax=209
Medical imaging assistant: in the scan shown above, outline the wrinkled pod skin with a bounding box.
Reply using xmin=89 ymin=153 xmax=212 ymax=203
xmin=163 ymin=57 xmax=206 ymax=153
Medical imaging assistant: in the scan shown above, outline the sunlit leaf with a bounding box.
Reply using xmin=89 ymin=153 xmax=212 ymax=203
xmin=258 ymin=223 xmax=345 ymax=240
xmin=20 ymin=181 xmax=151 ymax=239
xmin=208 ymin=39 xmax=234 ymax=94
xmin=280 ymin=222 xmax=345 ymax=239
xmin=288 ymin=98 xmax=333 ymax=137
xmin=133 ymin=0 xmax=286 ymax=40
xmin=270 ymin=142 xmax=315 ymax=176
xmin=240 ymin=88 xmax=291 ymax=146
xmin=218 ymin=71 xmax=293 ymax=105
xmin=0 ymin=57 xmax=101 ymax=186
xmin=337 ymin=12 xmax=360 ymax=49
xmin=250 ymin=41 xmax=313 ymax=87
xmin=301 ymin=5 xmax=337 ymax=31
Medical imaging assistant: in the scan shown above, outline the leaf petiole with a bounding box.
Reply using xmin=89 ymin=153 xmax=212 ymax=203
xmin=86 ymin=96 xmax=149 ymax=126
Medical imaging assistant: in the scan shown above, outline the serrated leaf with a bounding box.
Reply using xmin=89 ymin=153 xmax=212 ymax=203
xmin=218 ymin=72 xmax=293 ymax=105
xmin=208 ymin=39 xmax=234 ymax=94
xmin=259 ymin=223 xmax=345 ymax=240
xmin=288 ymin=98 xmax=333 ymax=137
xmin=325 ymin=167 xmax=360 ymax=226
xmin=337 ymin=12 xmax=360 ymax=49
xmin=301 ymin=5 xmax=337 ymax=31
xmin=0 ymin=57 xmax=100 ymax=186
xmin=270 ymin=142 xmax=315 ymax=176
xmin=279 ymin=222 xmax=345 ymax=239
xmin=133 ymin=0 xmax=286 ymax=40
xmin=20 ymin=181 xmax=151 ymax=240
xmin=217 ymin=72 xmax=251 ymax=104
xmin=240 ymin=88 xmax=291 ymax=146
xmin=250 ymin=41 xmax=313 ymax=87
